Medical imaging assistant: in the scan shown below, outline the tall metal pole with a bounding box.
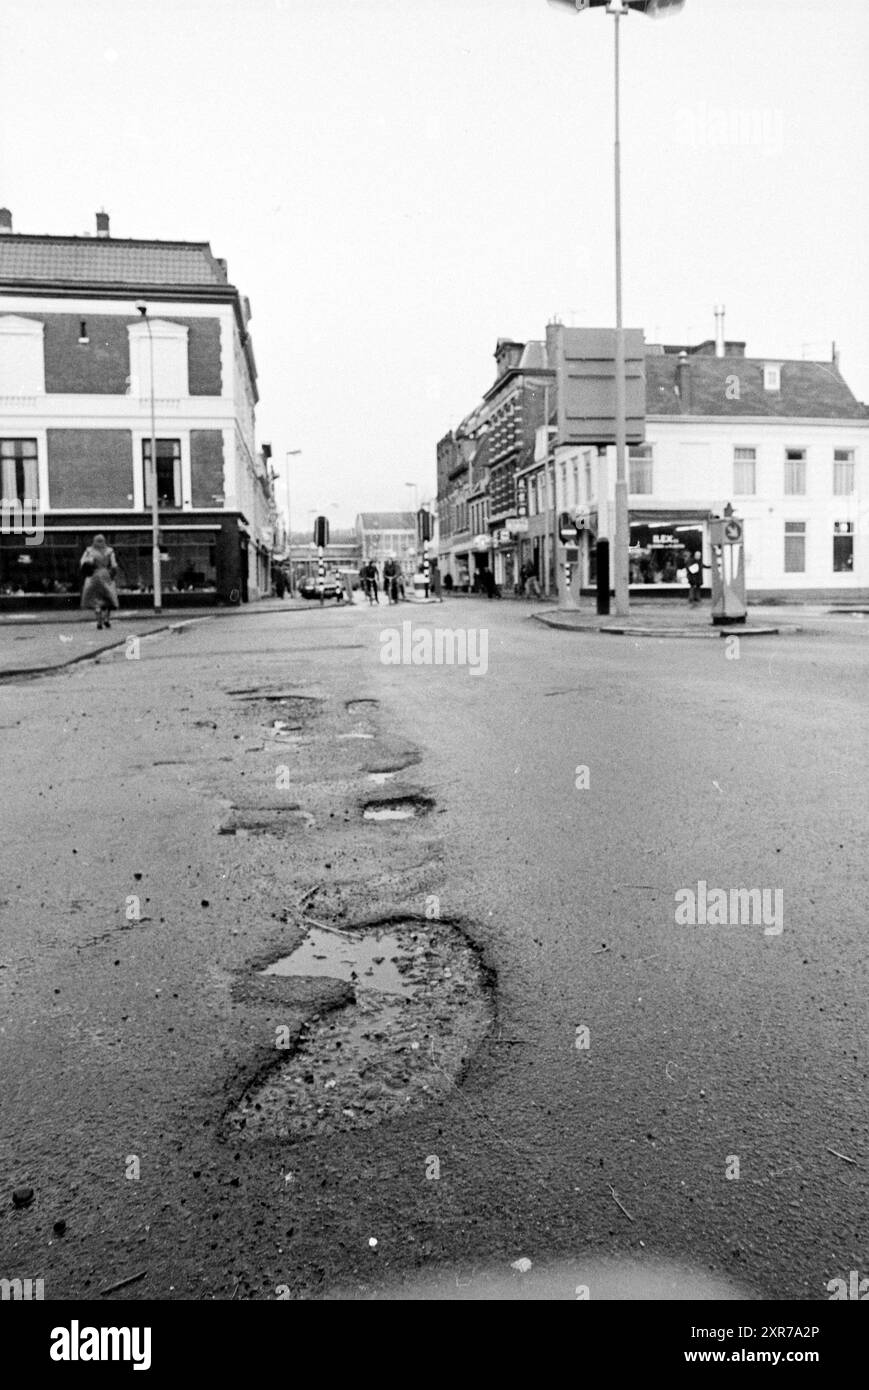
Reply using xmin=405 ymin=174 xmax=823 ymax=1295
xmin=612 ymin=5 xmax=630 ymax=617
xmin=138 ymin=306 xmax=162 ymax=614
xmin=545 ymin=381 xmax=558 ymax=600
xmin=285 ymin=449 xmax=301 ymax=596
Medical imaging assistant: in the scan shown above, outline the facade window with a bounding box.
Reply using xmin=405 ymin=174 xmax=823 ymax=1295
xmin=764 ymin=364 xmax=781 ymax=392
xmin=572 ymin=459 xmax=580 ymax=506
xmin=833 ymin=449 xmax=855 ymax=496
xmin=629 ymin=445 xmax=653 ymax=495
xmin=0 ymin=316 xmax=45 ymax=396
xmin=733 ymin=446 xmax=756 ymax=495
xmin=560 ymin=462 xmax=567 ymax=509
xmin=784 ymin=521 xmax=806 ymax=573
xmin=128 ymin=319 xmax=189 ymax=398
xmin=833 ymin=521 xmax=854 ymax=572
xmin=584 ymin=452 xmax=593 ymax=503
xmin=0 ymin=438 xmax=39 ymax=505
xmin=784 ymin=449 xmax=806 ymax=495
xmin=143 ymin=439 xmax=182 ymax=508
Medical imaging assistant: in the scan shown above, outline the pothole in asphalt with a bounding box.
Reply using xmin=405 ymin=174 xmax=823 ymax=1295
xmin=346 ymin=699 xmax=379 ymax=716
xmin=362 ymin=796 xmax=433 ymax=821
xmin=228 ymin=917 xmax=494 ymax=1141
xmin=367 ymin=771 xmax=396 ymax=785
xmin=219 ymin=807 xmax=316 ymax=835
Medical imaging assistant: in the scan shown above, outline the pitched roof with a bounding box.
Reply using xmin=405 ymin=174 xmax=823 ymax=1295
xmin=0 ymin=235 xmax=229 ymax=288
xmin=356 ymin=512 xmax=416 ymax=530
xmin=518 ymin=340 xmax=548 ymax=371
xmin=645 ymin=353 xmax=866 ymax=419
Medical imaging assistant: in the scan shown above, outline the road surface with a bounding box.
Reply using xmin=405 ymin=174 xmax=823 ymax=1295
xmin=1 ymin=599 xmax=865 ymax=1300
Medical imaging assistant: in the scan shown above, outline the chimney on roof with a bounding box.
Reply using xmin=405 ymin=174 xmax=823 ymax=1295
xmin=0 ymin=207 xmax=12 ymax=234
xmin=96 ymin=210 xmax=110 ymax=238
xmin=714 ymin=304 xmax=725 ymax=357
xmin=832 ymin=341 xmax=840 ymax=371
xmin=676 ymin=350 xmax=689 ymax=405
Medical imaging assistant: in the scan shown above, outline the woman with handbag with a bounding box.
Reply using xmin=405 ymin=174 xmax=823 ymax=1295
xmin=80 ymin=534 xmax=120 ymax=629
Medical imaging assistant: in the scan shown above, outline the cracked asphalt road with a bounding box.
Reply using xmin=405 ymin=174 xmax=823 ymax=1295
xmin=0 ymin=600 xmax=866 ymax=1300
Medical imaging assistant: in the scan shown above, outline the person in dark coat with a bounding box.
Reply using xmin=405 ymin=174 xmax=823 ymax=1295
xmin=363 ymin=560 xmax=380 ymax=605
xmin=80 ymin=534 xmax=119 ymax=629
xmin=382 ymin=555 xmax=400 ymax=604
xmin=686 ymin=550 xmax=706 ymax=604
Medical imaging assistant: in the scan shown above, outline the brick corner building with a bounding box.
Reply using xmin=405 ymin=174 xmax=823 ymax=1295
xmin=0 ymin=208 xmax=277 ymax=607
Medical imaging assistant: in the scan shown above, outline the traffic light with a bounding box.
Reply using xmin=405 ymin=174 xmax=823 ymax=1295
xmin=417 ymin=508 xmax=432 ymax=543
xmin=313 ymin=515 xmax=329 ymax=548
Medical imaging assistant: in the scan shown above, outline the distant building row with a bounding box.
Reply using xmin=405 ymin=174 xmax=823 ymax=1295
xmin=437 ymin=316 xmax=868 ymax=600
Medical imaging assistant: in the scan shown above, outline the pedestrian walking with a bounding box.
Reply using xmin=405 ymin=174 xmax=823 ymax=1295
xmin=383 ymin=554 xmax=400 ymax=604
xmin=363 ymin=559 xmax=380 ymax=605
xmin=430 ymin=559 xmax=442 ymax=601
xmin=80 ymin=534 xmax=120 ymax=629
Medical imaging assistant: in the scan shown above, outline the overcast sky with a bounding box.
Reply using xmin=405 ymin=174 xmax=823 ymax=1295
xmin=1 ymin=0 xmax=866 ymax=529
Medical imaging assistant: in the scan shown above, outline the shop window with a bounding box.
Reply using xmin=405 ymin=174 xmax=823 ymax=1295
xmin=629 ymin=523 xmax=700 ymax=585
xmin=833 ymin=449 xmax=855 ymax=496
xmin=733 ymin=447 xmax=756 ymax=495
xmin=784 ymin=521 xmax=806 ymax=573
xmin=833 ymin=521 xmax=854 ymax=572
xmin=784 ymin=449 xmax=806 ymax=495
xmin=0 ymin=438 xmax=39 ymax=506
xmin=143 ymin=439 xmax=182 ymax=508
xmin=629 ymin=445 xmax=653 ymax=495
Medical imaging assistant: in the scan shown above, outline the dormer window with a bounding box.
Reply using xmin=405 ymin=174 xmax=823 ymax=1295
xmin=764 ymin=363 xmax=781 ymax=392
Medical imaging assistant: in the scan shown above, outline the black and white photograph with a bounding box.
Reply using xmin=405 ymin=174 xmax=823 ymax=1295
xmin=1 ymin=0 xmax=866 ymax=1355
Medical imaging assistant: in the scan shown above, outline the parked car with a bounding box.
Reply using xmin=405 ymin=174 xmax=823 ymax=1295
xmin=299 ymin=574 xmax=343 ymax=601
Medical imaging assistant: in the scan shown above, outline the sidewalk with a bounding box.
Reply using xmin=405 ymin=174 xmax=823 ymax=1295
xmin=530 ymin=603 xmax=788 ymax=638
xmin=0 ymin=597 xmax=315 ymax=679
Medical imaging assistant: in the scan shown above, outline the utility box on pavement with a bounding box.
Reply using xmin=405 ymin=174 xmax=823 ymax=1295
xmin=709 ymin=515 xmax=747 ymax=625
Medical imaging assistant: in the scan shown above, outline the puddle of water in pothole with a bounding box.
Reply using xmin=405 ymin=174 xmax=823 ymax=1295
xmin=230 ymin=919 xmax=494 ymax=1142
xmin=367 ymin=771 xmax=396 ymax=785
xmin=338 ymin=731 xmax=374 ymax=740
xmin=363 ymin=804 xmax=417 ymax=821
xmin=261 ymin=927 xmax=414 ymax=997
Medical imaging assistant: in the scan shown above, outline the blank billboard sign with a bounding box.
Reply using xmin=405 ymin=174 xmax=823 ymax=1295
xmin=553 ymin=325 xmax=646 ymax=446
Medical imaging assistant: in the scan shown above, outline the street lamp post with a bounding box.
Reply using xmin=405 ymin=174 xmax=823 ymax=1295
xmin=545 ymin=0 xmax=686 ymax=617
xmin=135 ymin=302 xmax=162 ymax=613
xmin=612 ymin=0 xmax=629 ymax=616
xmin=285 ymin=449 xmax=302 ymax=594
